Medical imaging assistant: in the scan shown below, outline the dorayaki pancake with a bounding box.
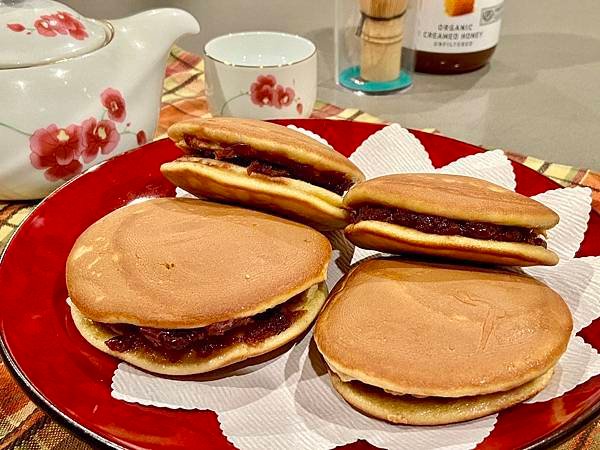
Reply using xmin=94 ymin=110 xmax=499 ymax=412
xmin=168 ymin=118 xmax=363 ymax=178
xmin=345 ymin=222 xmax=558 ymax=266
xmin=162 ymin=156 xmax=349 ymax=230
xmin=344 ymin=174 xmax=560 ymax=266
xmin=329 ymin=368 xmax=554 ymax=425
xmin=162 ymin=118 xmax=365 ymax=230
xmin=345 ymin=174 xmax=558 ymax=227
xmin=70 ymin=283 xmax=327 ymax=376
xmin=67 ymin=197 xmax=331 ymax=328
xmin=314 ymin=258 xmax=572 ymax=423
xmin=66 ymin=198 xmax=332 ymax=374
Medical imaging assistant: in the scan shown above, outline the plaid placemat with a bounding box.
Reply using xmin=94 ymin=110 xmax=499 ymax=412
xmin=0 ymin=45 xmax=598 ymax=450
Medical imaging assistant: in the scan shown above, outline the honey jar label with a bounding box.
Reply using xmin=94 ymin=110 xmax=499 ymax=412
xmin=405 ymin=0 xmax=504 ymax=53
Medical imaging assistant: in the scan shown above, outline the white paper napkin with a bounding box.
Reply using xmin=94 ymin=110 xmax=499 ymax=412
xmin=114 ymin=125 xmax=599 ymax=450
xmin=113 ymin=332 xmax=497 ymax=450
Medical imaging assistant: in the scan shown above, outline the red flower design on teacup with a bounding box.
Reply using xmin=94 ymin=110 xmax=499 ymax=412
xmin=81 ymin=118 xmax=120 ymax=163
xmin=101 ymin=88 xmax=127 ymax=123
xmin=250 ymin=75 xmax=277 ymax=107
xmin=29 ymin=124 xmax=84 ymax=181
xmin=272 ymin=85 xmax=295 ymax=109
xmin=242 ymin=74 xmax=301 ymax=112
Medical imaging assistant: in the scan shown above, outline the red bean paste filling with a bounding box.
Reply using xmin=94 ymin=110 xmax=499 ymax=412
xmin=351 ymin=204 xmax=547 ymax=247
xmin=103 ymin=294 xmax=306 ymax=362
xmin=183 ymin=135 xmax=354 ymax=196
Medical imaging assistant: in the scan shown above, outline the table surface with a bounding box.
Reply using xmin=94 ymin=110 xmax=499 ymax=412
xmin=318 ymin=0 xmax=600 ymax=171
xmin=66 ymin=0 xmax=600 ymax=170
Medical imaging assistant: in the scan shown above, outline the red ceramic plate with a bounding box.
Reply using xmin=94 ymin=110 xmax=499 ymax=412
xmin=1 ymin=119 xmax=599 ymax=450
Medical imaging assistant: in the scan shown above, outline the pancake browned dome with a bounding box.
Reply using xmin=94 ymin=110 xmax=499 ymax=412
xmin=344 ymin=173 xmax=560 ymax=266
xmin=161 ymin=117 xmax=365 ymax=230
xmin=66 ymin=198 xmax=331 ymax=375
xmin=314 ymin=258 xmax=572 ymax=425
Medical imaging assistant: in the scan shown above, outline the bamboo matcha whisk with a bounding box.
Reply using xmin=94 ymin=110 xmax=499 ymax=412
xmin=358 ymin=0 xmax=408 ymax=82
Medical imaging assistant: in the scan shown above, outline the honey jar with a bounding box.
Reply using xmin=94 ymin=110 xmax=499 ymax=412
xmin=405 ymin=0 xmax=504 ymax=74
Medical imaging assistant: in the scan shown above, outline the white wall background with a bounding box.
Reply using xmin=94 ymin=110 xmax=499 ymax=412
xmin=63 ymin=0 xmax=334 ymax=54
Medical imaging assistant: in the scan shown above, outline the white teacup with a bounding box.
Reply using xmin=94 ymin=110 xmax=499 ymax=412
xmin=204 ymin=31 xmax=317 ymax=119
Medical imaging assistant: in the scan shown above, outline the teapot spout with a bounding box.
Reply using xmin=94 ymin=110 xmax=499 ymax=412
xmin=110 ymin=8 xmax=200 ymax=55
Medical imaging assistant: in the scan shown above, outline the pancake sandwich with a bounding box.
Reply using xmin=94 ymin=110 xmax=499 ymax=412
xmin=161 ymin=118 xmax=365 ymax=230
xmin=314 ymin=258 xmax=572 ymax=425
xmin=344 ymin=173 xmax=560 ymax=266
xmin=66 ymin=198 xmax=331 ymax=375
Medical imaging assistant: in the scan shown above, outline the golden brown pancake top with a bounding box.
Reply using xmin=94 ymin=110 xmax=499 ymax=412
xmin=66 ymin=198 xmax=331 ymax=328
xmin=168 ymin=118 xmax=365 ymax=183
xmin=344 ymin=174 xmax=559 ymax=229
xmin=315 ymin=258 xmax=572 ymax=397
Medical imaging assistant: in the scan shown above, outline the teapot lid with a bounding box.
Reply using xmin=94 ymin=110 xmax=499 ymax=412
xmin=1 ymin=0 xmax=112 ymax=69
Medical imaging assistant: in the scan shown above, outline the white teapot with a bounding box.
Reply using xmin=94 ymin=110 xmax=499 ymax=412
xmin=0 ymin=0 xmax=199 ymax=199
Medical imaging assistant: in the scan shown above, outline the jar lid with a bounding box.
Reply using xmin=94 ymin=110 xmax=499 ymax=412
xmin=1 ymin=0 xmax=112 ymax=69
